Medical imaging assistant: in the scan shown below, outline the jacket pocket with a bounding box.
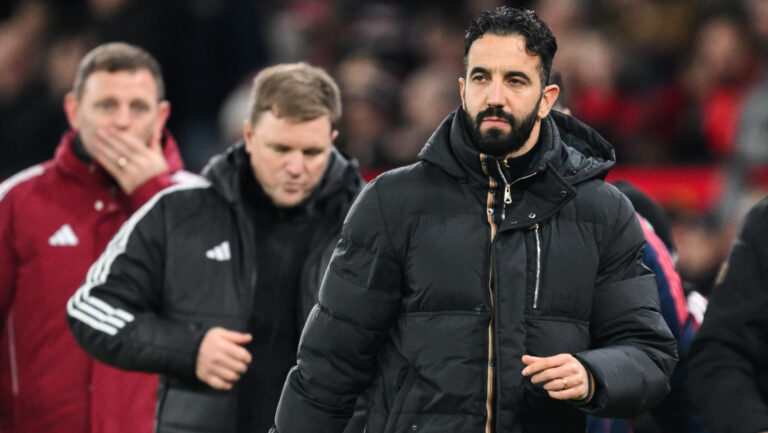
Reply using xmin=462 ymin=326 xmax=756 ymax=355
xmin=155 ymin=383 xmax=238 ymax=433
xmin=524 ymin=224 xmax=544 ymax=310
xmin=383 ymin=366 xmax=418 ymax=433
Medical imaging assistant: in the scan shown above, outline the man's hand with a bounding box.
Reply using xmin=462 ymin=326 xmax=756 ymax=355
xmin=522 ymin=353 xmax=590 ymax=401
xmin=90 ymin=127 xmax=169 ymax=194
xmin=196 ymin=327 xmax=253 ymax=391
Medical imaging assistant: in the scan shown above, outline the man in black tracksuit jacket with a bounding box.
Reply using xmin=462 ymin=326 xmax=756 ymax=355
xmin=66 ymin=63 xmax=363 ymax=433
xmin=272 ymin=7 xmax=677 ymax=433
xmin=689 ymin=197 xmax=768 ymax=433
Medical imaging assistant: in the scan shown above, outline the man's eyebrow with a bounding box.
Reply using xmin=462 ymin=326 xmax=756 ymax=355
xmin=504 ymin=71 xmax=532 ymax=83
xmin=469 ymin=67 xmax=533 ymax=84
xmin=469 ymin=66 xmax=490 ymax=76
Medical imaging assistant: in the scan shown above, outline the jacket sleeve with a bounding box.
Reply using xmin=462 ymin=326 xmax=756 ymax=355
xmin=688 ymin=199 xmax=768 ymax=433
xmin=67 ymin=186 xmax=207 ymax=382
xmin=574 ymin=193 xmax=678 ymax=418
xmin=274 ymin=179 xmax=402 ymax=433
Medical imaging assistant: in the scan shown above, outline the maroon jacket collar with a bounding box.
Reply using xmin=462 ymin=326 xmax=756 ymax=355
xmin=53 ymin=129 xmax=185 ymax=184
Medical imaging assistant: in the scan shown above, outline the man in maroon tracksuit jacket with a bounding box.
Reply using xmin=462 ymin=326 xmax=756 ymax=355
xmin=0 ymin=42 xmax=192 ymax=433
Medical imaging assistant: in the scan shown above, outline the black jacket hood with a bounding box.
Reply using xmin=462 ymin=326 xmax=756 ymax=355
xmin=418 ymin=108 xmax=615 ymax=186
xmin=201 ymin=141 xmax=363 ymax=212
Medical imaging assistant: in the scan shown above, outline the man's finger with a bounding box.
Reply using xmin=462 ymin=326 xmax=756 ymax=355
xmin=529 ymin=365 xmax=572 ymax=385
xmin=219 ymin=329 xmax=253 ymax=345
xmin=212 ymin=346 xmax=250 ymax=374
xmin=220 ymin=341 xmax=252 ymax=365
xmin=521 ymin=354 xmax=568 ymax=376
xmin=102 ymin=128 xmax=146 ymax=154
xmin=204 ymin=375 xmax=234 ymax=391
xmin=547 ymin=385 xmax=589 ymax=401
xmin=541 ymin=375 xmax=583 ymax=392
xmin=211 ymin=364 xmax=244 ymax=383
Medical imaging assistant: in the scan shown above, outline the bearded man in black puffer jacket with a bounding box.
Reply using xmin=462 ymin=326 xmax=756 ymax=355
xmin=272 ymin=7 xmax=677 ymax=433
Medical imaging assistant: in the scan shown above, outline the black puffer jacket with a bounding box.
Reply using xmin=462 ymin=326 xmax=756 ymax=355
xmin=67 ymin=143 xmax=363 ymax=433
xmin=274 ymin=109 xmax=677 ymax=433
xmin=689 ymin=197 xmax=768 ymax=433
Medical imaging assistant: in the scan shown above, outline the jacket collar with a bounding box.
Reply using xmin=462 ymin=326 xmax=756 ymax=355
xmin=201 ymin=141 xmax=363 ymax=216
xmin=418 ymin=108 xmax=615 ymax=185
xmin=417 ymin=108 xmax=616 ymax=228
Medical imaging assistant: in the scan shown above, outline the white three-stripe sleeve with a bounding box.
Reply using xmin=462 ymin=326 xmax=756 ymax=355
xmin=68 ymin=179 xmax=209 ymax=334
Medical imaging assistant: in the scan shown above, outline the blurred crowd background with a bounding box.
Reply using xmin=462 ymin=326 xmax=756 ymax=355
xmin=2 ymin=0 xmax=768 ymax=302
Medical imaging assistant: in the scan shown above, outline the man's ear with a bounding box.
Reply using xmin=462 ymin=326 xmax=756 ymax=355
xmin=154 ymin=101 xmax=171 ymax=136
xmin=458 ymin=77 xmax=466 ymax=110
xmin=63 ymin=92 xmax=80 ymax=130
xmin=242 ymin=120 xmax=254 ymax=153
xmin=331 ymin=129 xmax=339 ymax=142
xmin=538 ymin=84 xmax=560 ymax=119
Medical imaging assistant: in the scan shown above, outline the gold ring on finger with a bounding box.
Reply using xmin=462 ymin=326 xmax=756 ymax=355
xmin=562 ymin=378 xmax=568 ymax=390
xmin=117 ymin=156 xmax=128 ymax=168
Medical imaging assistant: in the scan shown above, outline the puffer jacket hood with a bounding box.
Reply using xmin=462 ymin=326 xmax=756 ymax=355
xmin=201 ymin=141 xmax=363 ymax=213
xmin=418 ymin=108 xmax=615 ymax=187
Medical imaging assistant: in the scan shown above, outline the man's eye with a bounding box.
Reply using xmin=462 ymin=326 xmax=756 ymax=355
xmin=472 ymin=75 xmax=487 ymax=82
xmin=132 ymin=103 xmax=150 ymax=113
xmin=96 ymin=101 xmax=116 ymax=110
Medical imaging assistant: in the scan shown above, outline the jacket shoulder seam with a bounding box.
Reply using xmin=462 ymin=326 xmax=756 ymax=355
xmin=0 ymin=165 xmax=45 ymax=202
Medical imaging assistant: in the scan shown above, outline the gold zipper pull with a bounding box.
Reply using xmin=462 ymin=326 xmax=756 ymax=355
xmin=504 ymin=185 xmax=512 ymax=204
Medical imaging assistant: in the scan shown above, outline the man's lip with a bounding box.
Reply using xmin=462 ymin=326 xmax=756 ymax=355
xmin=482 ymin=118 xmax=509 ymax=126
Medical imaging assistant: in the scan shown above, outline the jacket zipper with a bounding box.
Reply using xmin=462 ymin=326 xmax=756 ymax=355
xmin=481 ymin=155 xmax=496 ymax=433
xmin=494 ymin=161 xmax=512 ymax=221
xmin=530 ymin=224 xmax=542 ymax=309
xmin=493 ymin=160 xmax=538 ymax=222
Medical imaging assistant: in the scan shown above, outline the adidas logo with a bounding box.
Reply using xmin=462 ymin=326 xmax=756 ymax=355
xmin=49 ymin=224 xmax=79 ymax=246
xmin=205 ymin=241 xmax=231 ymax=261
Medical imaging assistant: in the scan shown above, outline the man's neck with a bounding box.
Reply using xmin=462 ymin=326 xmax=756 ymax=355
xmin=72 ymin=134 xmax=92 ymax=162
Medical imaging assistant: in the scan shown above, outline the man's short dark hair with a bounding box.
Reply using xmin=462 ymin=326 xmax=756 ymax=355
xmin=73 ymin=42 xmax=165 ymax=101
xmin=464 ymin=7 xmax=557 ymax=87
xmin=248 ymin=62 xmax=342 ymax=126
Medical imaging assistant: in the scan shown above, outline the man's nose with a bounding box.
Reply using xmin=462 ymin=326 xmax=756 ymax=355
xmin=113 ymin=106 xmax=131 ymax=129
xmin=285 ymin=153 xmax=304 ymax=176
xmin=487 ymin=79 xmax=504 ymax=107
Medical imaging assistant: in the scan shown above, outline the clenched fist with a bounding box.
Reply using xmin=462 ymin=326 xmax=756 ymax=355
xmin=196 ymin=327 xmax=253 ymax=390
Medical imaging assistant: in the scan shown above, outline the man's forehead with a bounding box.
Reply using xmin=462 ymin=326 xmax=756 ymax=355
xmin=466 ymin=33 xmax=541 ymax=71
xmin=81 ymin=69 xmax=159 ymax=98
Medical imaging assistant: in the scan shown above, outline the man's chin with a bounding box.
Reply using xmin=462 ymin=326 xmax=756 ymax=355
xmin=271 ymin=192 xmax=305 ymax=208
xmin=480 ymin=125 xmax=510 ymax=137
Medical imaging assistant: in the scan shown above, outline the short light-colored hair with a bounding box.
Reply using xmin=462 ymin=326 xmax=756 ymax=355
xmin=73 ymin=42 xmax=165 ymax=101
xmin=248 ymin=62 xmax=341 ymax=126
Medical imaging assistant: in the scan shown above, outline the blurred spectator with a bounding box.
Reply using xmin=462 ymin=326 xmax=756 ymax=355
xmin=671 ymin=213 xmax=732 ymax=297
xmin=718 ymin=0 xmax=768 ymax=226
xmin=381 ymin=64 xmax=460 ymax=168
xmin=334 ymin=55 xmax=398 ymax=168
xmin=652 ymin=9 xmax=760 ymax=163
xmin=0 ymin=0 xmax=55 ymax=178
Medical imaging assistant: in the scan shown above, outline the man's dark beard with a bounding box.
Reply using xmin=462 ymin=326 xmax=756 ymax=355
xmin=465 ymin=104 xmax=539 ymax=157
